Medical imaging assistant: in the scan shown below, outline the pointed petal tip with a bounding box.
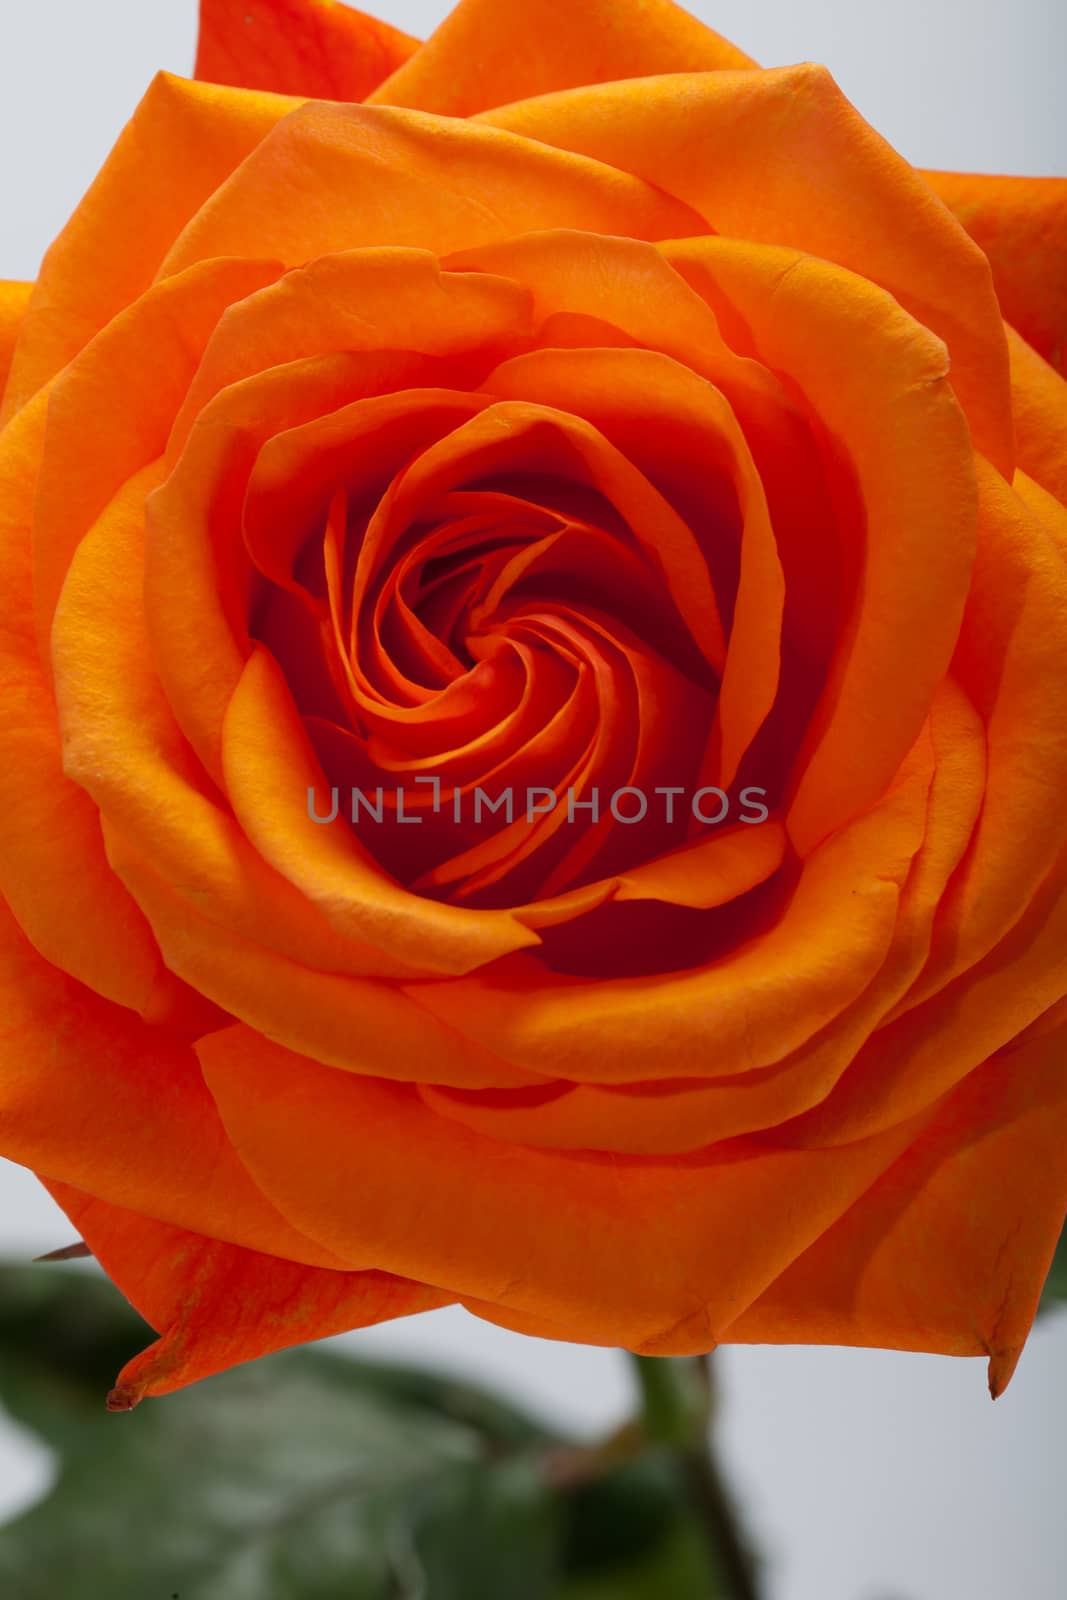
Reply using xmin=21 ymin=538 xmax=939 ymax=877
xmin=987 ymin=1344 xmax=1023 ymax=1401
xmin=105 ymin=1384 xmax=140 ymax=1413
xmin=33 ymin=1241 xmax=92 ymax=1263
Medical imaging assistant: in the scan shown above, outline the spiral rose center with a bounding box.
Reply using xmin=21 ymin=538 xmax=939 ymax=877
xmin=248 ymin=398 xmax=748 ymax=910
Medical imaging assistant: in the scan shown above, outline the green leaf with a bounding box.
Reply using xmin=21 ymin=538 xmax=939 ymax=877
xmin=0 ymin=1264 xmax=560 ymax=1600
xmin=556 ymin=1518 xmax=722 ymax=1600
xmin=0 ymin=1264 xmax=747 ymax=1598
xmin=1039 ymin=1223 xmax=1067 ymax=1313
xmin=557 ymin=1454 xmax=726 ymax=1599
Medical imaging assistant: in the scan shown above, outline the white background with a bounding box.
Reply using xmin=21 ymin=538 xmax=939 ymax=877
xmin=1 ymin=4 xmax=1065 ymax=1597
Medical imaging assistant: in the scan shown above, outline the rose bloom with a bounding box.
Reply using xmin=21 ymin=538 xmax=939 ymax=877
xmin=1 ymin=0 xmax=1065 ymax=1408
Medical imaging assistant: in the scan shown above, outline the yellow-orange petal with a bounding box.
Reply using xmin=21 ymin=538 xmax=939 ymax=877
xmin=421 ymin=682 xmax=982 ymax=1155
xmin=481 ymin=66 xmax=1013 ymax=472
xmin=614 ymin=818 xmax=786 ymax=909
xmin=168 ymin=247 xmax=532 ymax=465
xmin=426 ymin=676 xmax=979 ymax=1157
xmin=445 ymin=229 xmax=787 ymax=418
xmin=33 ymin=256 xmax=280 ymax=650
xmin=197 ymin=0 xmax=417 ymax=100
xmin=663 ymin=237 xmax=977 ymax=856
xmin=0 ymin=280 xmax=31 ymax=404
xmin=53 ymin=462 xmax=534 ymax=993
xmin=103 ymin=832 xmax=540 ymax=1091
xmin=902 ymin=458 xmax=1067 ymax=1010
xmin=447 ymin=228 xmax=839 ymax=687
xmin=160 ymin=101 xmax=702 ymax=279
xmin=198 ymin=1025 xmax=925 ymax=1353
xmin=0 ymin=392 xmax=170 ymax=1012
xmin=1 ymin=74 xmax=298 ymax=426
xmin=1006 ymin=325 xmax=1067 ymax=508
xmin=369 ymin=0 xmax=753 ymax=116
xmin=779 ymin=843 xmax=1067 ymax=1150
xmin=924 ymin=170 xmax=1067 ymax=372
xmin=0 ymin=901 xmax=343 ymax=1267
xmin=44 ymin=1185 xmax=447 ymax=1405
xmin=407 ymin=738 xmax=932 ymax=1083
xmin=1015 ymin=469 xmax=1067 ymax=559
xmin=726 ymin=1022 xmax=1067 ymax=1396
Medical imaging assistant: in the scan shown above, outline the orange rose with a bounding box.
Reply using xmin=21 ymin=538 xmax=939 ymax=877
xmin=1 ymin=0 xmax=1065 ymax=1408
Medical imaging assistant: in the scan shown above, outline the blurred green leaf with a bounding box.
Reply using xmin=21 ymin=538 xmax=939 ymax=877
xmin=556 ymin=1518 xmax=721 ymax=1599
xmin=0 ymin=1264 xmax=560 ymax=1599
xmin=559 ymin=1453 xmax=685 ymax=1574
xmin=1039 ymin=1223 xmax=1067 ymax=1313
xmin=0 ymin=1264 xmax=743 ymax=1598
xmin=558 ymin=1453 xmax=724 ymax=1598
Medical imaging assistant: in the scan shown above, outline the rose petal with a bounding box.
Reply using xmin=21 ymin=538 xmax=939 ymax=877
xmin=420 ymin=682 xmax=978 ymax=1153
xmin=169 ymin=248 xmax=531 ymax=465
xmin=901 ymin=458 xmax=1067 ymax=1009
xmin=663 ymin=237 xmax=978 ymax=855
xmin=407 ymin=737 xmax=932 ymax=1082
xmin=44 ymin=1185 xmax=446 ymax=1406
xmin=369 ymin=0 xmax=753 ymax=116
xmin=447 ymin=229 xmax=846 ymax=703
xmin=0 ymin=280 xmax=31 ymax=402
xmin=197 ymin=1025 xmax=925 ymax=1353
xmin=480 ymin=66 xmax=1013 ymax=473
xmin=196 ymin=0 xmax=416 ymax=100
xmin=481 ymin=344 xmax=784 ymax=786
xmin=778 ymin=844 xmax=1067 ymax=1149
xmin=53 ymin=463 xmax=536 ymax=994
xmin=1006 ymin=325 xmax=1067 ymax=507
xmin=0 ymin=394 xmax=171 ymax=1012
xmin=924 ymin=170 xmax=1067 ymax=371
xmin=357 ymin=398 xmax=727 ymax=676
xmin=154 ymin=370 xmax=477 ymax=785
xmin=104 ymin=833 xmax=540 ymax=1090
xmin=1 ymin=74 xmax=297 ymax=425
xmin=0 ymin=901 xmax=341 ymax=1267
xmin=159 ymin=101 xmax=702 ymax=279
xmin=33 ymin=256 xmax=281 ymax=649
xmin=1015 ymin=469 xmax=1067 ymax=558
xmin=222 ymin=646 xmax=540 ymax=969
xmin=725 ymin=1022 xmax=1067 ymax=1397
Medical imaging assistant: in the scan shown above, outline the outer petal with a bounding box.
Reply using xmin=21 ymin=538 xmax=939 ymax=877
xmin=779 ymin=846 xmax=1067 ymax=1150
xmin=726 ymin=1023 xmax=1067 ymax=1397
xmin=662 ymin=237 xmax=977 ymax=855
xmin=196 ymin=0 xmax=417 ymax=100
xmin=0 ymin=280 xmax=31 ymax=402
xmin=51 ymin=473 xmax=542 ymax=1047
xmin=924 ymin=171 xmax=1067 ymax=371
xmin=1016 ymin=469 xmax=1067 ymax=558
xmin=160 ymin=101 xmax=702 ymax=277
xmin=407 ymin=739 xmax=933 ymax=1083
xmin=33 ymin=255 xmax=282 ymax=649
xmin=1007 ymin=325 xmax=1067 ymax=508
xmin=0 ymin=392 xmax=172 ymax=1013
xmin=0 ymin=900 xmax=342 ymax=1269
xmin=900 ymin=459 xmax=1067 ymax=1010
xmin=422 ymin=682 xmax=983 ymax=1154
xmin=0 ymin=74 xmax=298 ymax=425
xmin=44 ymin=1184 xmax=448 ymax=1407
xmin=481 ymin=66 xmax=1013 ymax=473
xmin=168 ymin=247 xmax=532 ymax=466
xmin=197 ymin=1026 xmax=926 ymax=1353
xmin=368 ymin=0 xmax=754 ymax=116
